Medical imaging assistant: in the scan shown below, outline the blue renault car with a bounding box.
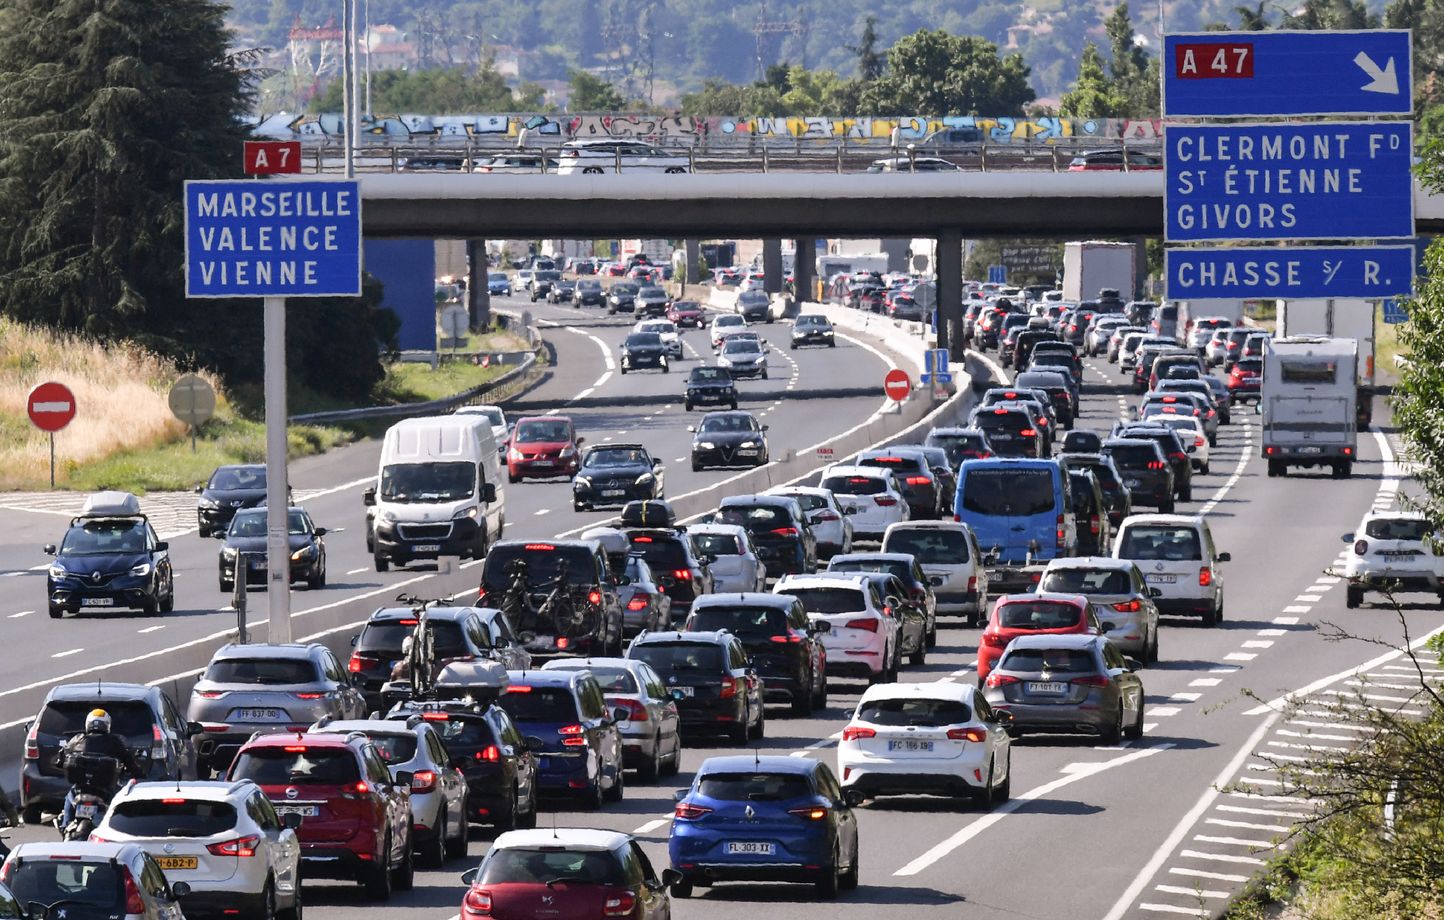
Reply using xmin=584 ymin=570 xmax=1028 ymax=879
xmin=494 ymin=669 xmax=625 ymax=808
xmin=668 ymin=755 xmax=859 ymax=899
xmin=954 ymin=458 xmax=1077 ymax=595
xmin=44 ymin=492 xmax=175 ymax=618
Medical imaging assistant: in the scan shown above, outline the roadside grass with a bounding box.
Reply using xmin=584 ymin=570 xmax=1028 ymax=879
xmin=1375 ymin=302 xmax=1403 ymax=385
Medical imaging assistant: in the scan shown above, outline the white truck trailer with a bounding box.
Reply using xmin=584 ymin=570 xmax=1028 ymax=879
xmin=1261 ymin=336 xmax=1358 ymax=479
xmin=1063 ymin=241 xmax=1136 ymax=303
xmin=1277 ymin=298 xmax=1376 ymax=426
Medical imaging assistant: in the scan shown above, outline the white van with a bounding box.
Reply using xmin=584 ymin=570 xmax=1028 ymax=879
xmin=365 ymin=416 xmax=504 ymax=571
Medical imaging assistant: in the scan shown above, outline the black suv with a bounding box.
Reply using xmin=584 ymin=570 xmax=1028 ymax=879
xmin=349 ymin=606 xmax=531 ymax=710
xmin=1066 ymin=452 xmax=1134 ymax=528
xmin=738 ymin=291 xmax=771 ymax=323
xmin=477 ymin=540 xmax=624 ymax=659
xmin=620 ymin=332 xmax=669 ymax=374
xmin=1014 ymin=370 xmax=1076 ymax=429
xmin=684 ymin=594 xmax=829 ymax=715
xmin=637 ymin=285 xmax=670 ymax=316
xmin=626 ymin=630 xmax=765 ymax=744
xmin=1102 ymin=438 xmax=1176 ymax=512
xmin=573 ymin=444 xmax=665 ymax=511
xmin=384 ymin=701 xmax=539 ymax=829
xmin=607 ymin=282 xmax=639 ymax=314
xmin=622 ymin=528 xmax=713 ymax=621
xmin=852 ymin=448 xmax=942 ymax=520
xmin=714 ymin=494 xmax=817 ymax=577
xmin=21 ymin=682 xmax=200 ymax=822
xmin=1068 ymin=469 xmax=1111 ymax=556
xmin=196 ymin=464 xmax=273 ymax=537
xmin=970 ymin=404 xmax=1045 ymax=458
xmin=44 ymin=492 xmax=175 ymax=618
xmin=684 ymin=367 xmax=739 ymax=411
xmin=1116 ymin=424 xmax=1193 ymax=502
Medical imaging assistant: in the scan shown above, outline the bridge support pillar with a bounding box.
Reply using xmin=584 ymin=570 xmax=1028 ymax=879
xmin=467 ymin=239 xmax=491 ymax=331
xmin=1131 ymin=236 xmax=1148 ymax=300
xmin=684 ymin=239 xmax=702 ymax=284
xmin=763 ymin=239 xmax=784 ymax=295
xmin=936 ymin=229 xmax=964 ymax=355
xmin=792 ymin=237 xmax=816 ymax=315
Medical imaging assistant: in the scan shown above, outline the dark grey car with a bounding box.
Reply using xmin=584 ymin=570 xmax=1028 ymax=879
xmin=982 ymin=634 xmax=1144 ymax=745
xmin=187 ymin=643 xmax=367 ymax=775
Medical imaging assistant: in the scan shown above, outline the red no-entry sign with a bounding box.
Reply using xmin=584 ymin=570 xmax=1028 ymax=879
xmin=27 ymin=381 xmax=76 ymax=432
xmin=884 ymin=369 xmax=911 ymax=402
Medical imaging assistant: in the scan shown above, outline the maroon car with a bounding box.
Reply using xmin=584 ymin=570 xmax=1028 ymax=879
xmin=667 ymin=300 xmax=705 ymax=327
xmin=506 ymin=416 xmax=583 ymax=482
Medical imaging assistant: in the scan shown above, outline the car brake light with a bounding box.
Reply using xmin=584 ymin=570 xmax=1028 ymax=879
xmin=771 ymin=527 xmax=799 ymax=538
xmin=984 ymin=673 xmax=1019 ymax=687
xmin=905 ymin=475 xmax=930 ymax=486
xmin=283 ymin=745 xmax=308 ymax=753
xmin=719 ymin=675 xmax=737 ymax=699
xmin=1090 ymin=516 xmax=1100 ymax=534
xmin=1195 ymin=436 xmax=1206 ymax=447
xmin=1354 ymin=539 xmax=1369 ymax=555
xmin=672 ymin=569 xmax=694 ymax=583
xmin=1020 ymin=429 xmax=1037 ymax=437
xmin=150 ymin=723 xmax=166 ymax=760
xmin=770 ymin=633 xmax=802 ymax=643
xmin=788 ymin=806 xmax=829 ymax=820
xmin=815 ymin=511 xmax=839 ymax=522
xmin=874 ymin=496 xmax=899 ymax=507
xmin=981 ymin=631 xmax=1008 ymax=648
xmin=411 ymin=770 xmax=437 ymax=793
xmin=463 ymin=887 xmax=493 ymax=915
xmin=840 ymin=726 xmax=876 ymax=742
xmin=1147 ymin=461 xmax=1165 ymax=470
xmin=294 ymin=692 xmax=324 ymax=700
xmin=24 ymin=722 xmax=38 ymax=760
xmin=196 ymin=690 xmax=224 ymax=699
xmin=123 ymin=869 xmax=145 ymax=914
xmin=1112 ymin=599 xmax=1142 ymax=612
xmin=674 ymin=802 xmax=712 ymax=819
xmin=1343 ymin=446 xmax=1353 ymax=456
xmin=347 ymin=654 xmax=376 ymax=673
xmin=947 ymin=727 xmax=988 ymax=742
xmin=845 ymin=618 xmax=880 ymax=632
xmin=1071 ymin=675 xmax=1111 ymax=688
xmin=523 ymin=543 xmax=555 ymax=551
xmin=632 ymin=535 xmax=654 ymax=543
xmin=614 ymin=699 xmax=648 ymax=722
xmin=505 ymin=685 xmax=533 ymax=693
xmin=559 ymin=724 xmax=586 ymax=746
xmin=207 ymin=834 xmax=260 ymax=857
xmin=1169 ymin=451 xmax=1187 ymax=461
xmin=587 ymin=590 xmax=602 ymax=605
xmin=603 ymin=892 xmax=637 ymax=917
xmin=1199 ymin=567 xmax=1213 ymax=587
xmin=397 ymin=619 xmax=419 ymax=626
xmin=626 ymin=595 xmax=650 ymax=611
xmin=420 ymin=712 xmax=451 ymax=722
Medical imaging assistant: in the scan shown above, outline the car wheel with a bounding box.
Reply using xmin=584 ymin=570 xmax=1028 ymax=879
xmin=518 ymin=788 xmax=539 ymax=829
xmin=926 ymin=624 xmax=938 ymax=649
xmin=219 ymin=576 xmax=233 ymax=594
xmin=792 ymin=676 xmax=815 ymax=717
xmin=307 ymin=567 xmax=324 ymax=590
xmin=684 ymin=401 xmax=692 ymax=411
xmin=279 ymin=885 xmax=302 ymax=920
xmin=373 ymin=553 xmax=390 ymax=573
xmin=258 ymin=880 xmax=277 ymax=920
xmin=995 ymin=755 xmax=1012 ymax=802
xmin=160 ymin=581 xmax=175 ymax=612
xmin=363 ymin=838 xmax=393 ymax=900
xmin=580 ymin=774 xmax=605 ymax=811
xmin=574 ymin=501 xmax=586 ymax=512
xmin=393 ymin=839 xmax=414 ymax=891
xmin=691 ymin=461 xmax=703 ymax=473
xmin=639 ymin=740 xmax=661 ymax=782
xmin=762 ymin=368 xmax=769 ymax=379
xmin=839 ymin=844 xmax=859 ymax=891
xmin=1202 ymin=603 xmax=1219 ymax=628
xmin=423 ymin=814 xmax=447 ymax=868
xmin=1202 ymin=462 xmax=1211 ymax=475
xmin=604 ymin=762 xmax=625 ymax=802
xmin=728 ymin=719 xmax=749 ymax=745
xmin=909 ymin=641 xmax=926 ymax=667
xmin=1147 ymin=631 xmax=1160 ymax=664
xmin=729 ymin=401 xmax=738 ymax=410
xmin=444 ymin=810 xmax=469 ymax=860
xmin=1160 ymin=499 xmax=1176 ymax=514
xmin=620 ymin=365 xmax=627 ymax=375
xmin=48 ymin=605 xmax=64 ymax=619
xmin=812 ymin=672 xmax=828 ymax=711
xmin=1180 ymin=484 xmax=1192 ymax=502
xmin=815 ymin=848 xmax=840 ymax=900
xmin=1100 ymin=705 xmax=1124 ymax=746
xmin=1346 ymin=585 xmax=1363 ymax=608
xmin=1124 ymin=701 xmax=1145 ymax=741
xmin=141 ymin=595 xmax=159 ymax=616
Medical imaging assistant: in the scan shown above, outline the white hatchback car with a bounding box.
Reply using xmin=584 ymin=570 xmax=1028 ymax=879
xmin=820 ymin=465 xmax=910 ymax=540
xmin=837 ymin=682 xmax=1011 ymax=804
xmin=767 ymin=486 xmax=855 ymax=559
xmin=709 ymin=314 xmax=747 ymax=350
xmin=1112 ymin=514 xmax=1230 ymax=627
xmin=880 ymin=521 xmax=988 ymax=625
xmin=686 ymin=523 xmax=767 ymax=592
xmin=1342 ymin=511 xmax=1444 ymax=608
xmin=92 ymin=780 xmax=302 ymax=920
xmin=774 ymin=574 xmax=900 ymax=683
xmin=556 ymin=139 xmax=691 ymax=174
xmin=635 ymin=319 xmax=683 ymax=358
xmin=1144 ymin=413 xmax=1210 ymax=474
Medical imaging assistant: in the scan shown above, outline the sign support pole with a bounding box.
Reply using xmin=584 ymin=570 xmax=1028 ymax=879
xmin=263 ymin=295 xmax=293 ymax=643
xmin=49 ymin=433 xmax=55 ymax=489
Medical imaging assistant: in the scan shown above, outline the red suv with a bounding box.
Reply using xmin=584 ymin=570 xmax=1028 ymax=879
xmin=506 ymin=416 xmax=583 ymax=483
xmin=977 ymin=593 xmax=1099 ymax=682
xmin=228 ymin=731 xmax=414 ymax=900
xmin=1227 ymin=358 xmax=1263 ymax=404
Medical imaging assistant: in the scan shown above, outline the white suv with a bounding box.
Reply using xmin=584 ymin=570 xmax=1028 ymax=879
xmin=767 ymin=486 xmax=855 ymax=559
xmin=820 ymin=465 xmax=910 ymax=540
xmin=92 ymin=780 xmax=302 ymax=920
xmin=880 ymin=521 xmax=988 ymax=625
xmin=837 ymin=682 xmax=1011 ymax=805
xmin=556 ymin=140 xmax=691 ymax=175
xmin=1342 ymin=512 xmax=1444 ymax=609
xmin=774 ymin=574 xmax=900 ymax=684
xmin=1112 ymin=514 xmax=1229 ymax=627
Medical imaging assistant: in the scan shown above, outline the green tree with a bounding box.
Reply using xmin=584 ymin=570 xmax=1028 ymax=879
xmin=848 ymin=15 xmax=885 ymax=82
xmin=862 ymin=30 xmax=1035 ymax=117
xmin=1233 ymin=1 xmax=1273 ymax=29
xmin=310 ymin=62 xmax=521 ymax=114
xmin=568 ymin=69 xmax=627 ymax=110
xmin=1059 ymin=42 xmax=1128 ymax=117
xmin=1102 ymin=3 xmax=1160 ymax=117
xmin=1284 ymin=0 xmax=1380 ymax=28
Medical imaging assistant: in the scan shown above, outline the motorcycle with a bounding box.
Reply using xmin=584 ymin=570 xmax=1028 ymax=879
xmin=56 ymin=751 xmax=121 ymax=842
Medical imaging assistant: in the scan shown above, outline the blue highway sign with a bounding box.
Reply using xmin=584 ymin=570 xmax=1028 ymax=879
xmin=1166 ymin=246 xmax=1415 ymax=300
xmin=1163 ymin=30 xmax=1412 ymax=117
xmin=184 ymin=179 xmax=363 ymax=299
xmin=1165 ymin=122 xmax=1414 ymax=243
xmin=1383 ymin=298 xmax=1410 ymax=324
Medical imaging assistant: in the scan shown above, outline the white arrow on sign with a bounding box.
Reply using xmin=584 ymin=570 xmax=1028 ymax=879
xmin=1355 ymin=51 xmax=1400 ymax=95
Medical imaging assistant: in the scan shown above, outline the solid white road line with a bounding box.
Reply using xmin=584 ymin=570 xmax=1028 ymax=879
xmin=632 ymin=818 xmax=669 ymax=835
xmin=1155 ymin=884 xmax=1230 ymax=899
xmin=346 ymin=567 xmax=369 ymax=575
xmin=1168 ymin=866 xmax=1249 ymax=883
xmin=7 ymin=611 xmax=32 ymax=619
xmin=51 ymin=649 xmax=83 ymax=659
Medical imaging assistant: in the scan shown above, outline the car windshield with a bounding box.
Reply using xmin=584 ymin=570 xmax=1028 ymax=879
xmin=884 ymin=529 xmax=970 ymax=564
xmin=488 ymin=273 xmax=508 ymax=282
xmin=203 ymin=657 xmax=320 ymax=685
xmin=535 ymin=271 xmax=561 ymax=281
xmin=723 ymin=340 xmax=760 ymax=355
xmin=960 ymin=468 xmax=1055 ymax=516
xmin=38 ymin=701 xmax=154 ymax=738
xmin=856 ymin=697 xmax=971 ymax=727
xmin=973 ymin=411 xmax=1030 ymax=434
xmin=821 ymin=474 xmax=886 ymax=495
xmin=672 ymin=301 xmax=700 ymax=311
xmin=1105 ymin=443 xmax=1161 ymax=467
xmin=584 ymin=448 xmax=648 ymax=468
xmin=629 ymin=643 xmax=723 ymax=672
xmin=697 ymin=772 xmax=812 ymax=801
xmin=715 ymin=315 xmax=744 ymax=328
xmin=480 ymin=544 xmax=597 ymax=590
xmin=716 ymin=505 xmax=785 ymax=531
xmin=496 ymin=687 xmax=580 ymax=723
xmin=829 ymin=559 xmax=909 ymax=581
xmin=611 ymin=283 xmax=639 ymax=295
xmin=627 ymin=333 xmax=662 ymax=347
xmin=109 ymin=798 xmax=238 ymax=838
xmin=1363 ymin=518 xmax=1434 ymax=541
xmin=691 ymin=368 xmax=729 ymax=382
xmin=1039 ymin=568 xmax=1132 ymax=595
xmin=779 ymin=492 xmax=827 ymax=512
xmin=59 ymin=520 xmax=147 ymax=556
xmin=628 ymin=534 xmax=688 ymax=569
xmin=363 ymin=733 xmax=418 ymax=764
xmin=700 ymin=416 xmax=757 ymax=434
xmin=796 ymin=316 xmax=829 ymax=327
xmin=639 ymin=287 xmax=664 ymax=297
xmin=228 ymin=510 xmax=310 ymax=537
xmin=1118 ymin=526 xmax=1203 ymax=561
xmin=514 ymin=420 xmax=573 ymax=443
xmin=231 ymin=747 xmax=361 ymax=785
xmin=549 ymin=665 xmax=639 ymax=693
xmin=998 ymin=601 xmax=1082 ymax=629
xmin=577 ymin=281 xmax=601 ymax=291
xmin=6 ymin=861 xmax=123 ymax=914
xmin=379 ymin=462 xmax=474 ymax=503
xmin=999 ymin=648 xmax=1097 ymax=673
xmin=691 ymin=533 xmax=742 ymax=556
xmin=478 ymin=848 xmax=624 ymax=886
xmin=777 ymin=587 xmax=865 ymax=614
xmin=208 ymin=467 xmax=265 ymax=490
xmin=688 ymin=606 xmax=788 ymax=637
xmin=641 ymin=323 xmax=674 ymax=335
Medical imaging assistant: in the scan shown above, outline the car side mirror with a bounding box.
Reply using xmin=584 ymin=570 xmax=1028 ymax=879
xmin=524 ymin=734 xmax=547 ymax=752
xmin=670 ymin=688 xmax=687 ymax=702
xmin=762 ymin=425 xmax=770 ymax=431
xmin=686 ymin=425 xmax=696 ymax=433
xmin=844 ymin=507 xmax=859 ymax=515
xmin=394 ymin=771 xmax=414 ymax=788
xmin=461 ymin=867 xmax=479 ymax=886
xmin=281 ymin=811 xmax=304 ymax=830
xmin=193 ymin=484 xmax=205 ymax=494
xmin=313 ymin=528 xmax=327 ymax=537
xmin=1124 ymin=657 xmax=1142 ymax=672
xmin=661 ymin=868 xmax=683 ymax=888
xmin=42 ymin=544 xmax=56 ymax=556
xmin=1099 ymin=622 xmax=1114 ymax=633
xmin=1149 ymin=587 xmax=1163 ymax=598
xmin=186 ymin=721 xmax=204 ymax=737
xmin=363 ymin=487 xmax=376 ymax=507
xmin=811 ymin=621 xmax=831 ymax=634
xmin=1340 ymin=532 xmax=1355 ymax=543
xmin=153 ymin=541 xmax=169 ymax=552
xmin=613 ymin=707 xmax=631 ymax=724
xmin=482 ymin=483 xmax=498 ymax=504
xmin=1216 ymin=551 xmax=1231 ymax=563
xmin=992 ymin=709 xmax=1015 ymax=724
xmin=171 ymin=882 xmax=192 ymax=899
xmin=672 ymin=789 xmax=689 ymax=803
xmin=843 ymin=789 xmax=866 ymax=807
xmin=575 ymin=437 xmax=585 ymax=446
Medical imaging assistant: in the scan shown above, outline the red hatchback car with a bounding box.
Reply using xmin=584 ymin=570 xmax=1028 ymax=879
xmin=1227 ymin=358 xmax=1263 ymax=404
xmin=506 ymin=416 xmax=584 ymax=482
xmin=977 ymin=593 xmax=1100 ymax=682
xmin=667 ymin=300 xmax=705 ymax=327
xmin=227 ymin=731 xmax=414 ymax=900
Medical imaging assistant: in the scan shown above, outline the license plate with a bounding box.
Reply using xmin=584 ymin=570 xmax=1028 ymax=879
xmin=156 ymin=857 xmax=198 ymax=870
xmin=1124 ymin=478 xmax=1142 ymax=487
xmin=1381 ymin=550 xmax=1418 ymax=557
xmin=602 ymin=489 xmax=626 ymax=497
xmin=672 ymin=686 xmax=695 ymax=697
xmin=1026 ymin=682 xmax=1067 ymax=694
xmin=412 ymin=544 xmax=441 ymax=553
xmin=234 ymin=708 xmax=281 ymax=721
xmin=1145 ymin=574 xmax=1176 ymax=584
xmin=80 ymin=598 xmax=115 ymax=607
xmin=533 ymin=460 xmax=555 ymax=467
xmin=74 ymin=803 xmax=99 ymax=819
xmin=1298 ymin=446 xmax=1323 ymax=454
xmin=274 ymin=804 xmax=318 ymax=818
xmin=887 ymin=739 xmax=934 ymax=752
xmin=726 ymin=842 xmax=776 ymax=855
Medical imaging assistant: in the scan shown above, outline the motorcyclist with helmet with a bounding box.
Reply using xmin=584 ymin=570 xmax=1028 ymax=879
xmin=57 ymin=709 xmax=141 ymax=831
